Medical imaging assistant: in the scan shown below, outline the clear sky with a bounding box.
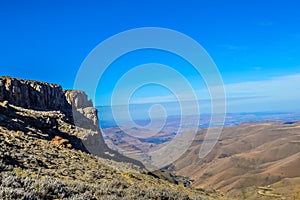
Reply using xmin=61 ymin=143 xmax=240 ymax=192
xmin=1 ymin=0 xmax=300 ymax=113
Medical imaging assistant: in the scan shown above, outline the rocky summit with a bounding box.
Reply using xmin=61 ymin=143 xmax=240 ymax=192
xmin=0 ymin=76 xmax=220 ymax=200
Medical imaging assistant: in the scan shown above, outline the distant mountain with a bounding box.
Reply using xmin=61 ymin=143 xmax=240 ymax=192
xmin=0 ymin=76 xmax=219 ymax=199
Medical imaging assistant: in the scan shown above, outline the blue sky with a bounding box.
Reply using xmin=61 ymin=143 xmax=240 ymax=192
xmin=1 ymin=0 xmax=300 ymax=112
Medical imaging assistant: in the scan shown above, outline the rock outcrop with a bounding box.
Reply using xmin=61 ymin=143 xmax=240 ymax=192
xmin=0 ymin=76 xmax=143 ymax=166
xmin=50 ymin=135 xmax=72 ymax=148
xmin=0 ymin=76 xmax=70 ymax=111
xmin=64 ymin=90 xmax=93 ymax=108
xmin=64 ymin=90 xmax=99 ymax=130
xmin=0 ymin=77 xmax=100 ymax=131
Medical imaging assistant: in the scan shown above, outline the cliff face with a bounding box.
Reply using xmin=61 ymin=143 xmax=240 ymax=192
xmin=0 ymin=76 xmax=69 ymax=111
xmin=0 ymin=76 xmax=99 ymax=129
xmin=0 ymin=77 xmax=99 ymax=128
xmin=64 ymin=90 xmax=99 ymax=130
xmin=0 ymin=76 xmax=142 ymax=166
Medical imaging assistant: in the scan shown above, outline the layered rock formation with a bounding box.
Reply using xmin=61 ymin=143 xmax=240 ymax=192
xmin=64 ymin=89 xmax=99 ymax=130
xmin=0 ymin=76 xmax=69 ymax=111
xmin=0 ymin=76 xmax=142 ymax=166
xmin=0 ymin=76 xmax=99 ymax=130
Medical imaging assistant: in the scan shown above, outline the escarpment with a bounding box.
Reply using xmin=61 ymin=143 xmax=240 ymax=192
xmin=0 ymin=76 xmax=70 ymax=111
xmin=0 ymin=76 xmax=143 ymax=166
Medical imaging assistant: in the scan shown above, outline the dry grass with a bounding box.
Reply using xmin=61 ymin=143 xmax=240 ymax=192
xmin=171 ymin=122 xmax=300 ymax=199
xmin=0 ymin=102 xmax=219 ymax=200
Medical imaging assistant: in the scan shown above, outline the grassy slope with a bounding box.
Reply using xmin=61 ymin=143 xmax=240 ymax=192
xmin=0 ymin=102 xmax=221 ymax=200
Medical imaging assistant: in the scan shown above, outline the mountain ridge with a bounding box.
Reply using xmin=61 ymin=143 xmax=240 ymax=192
xmin=0 ymin=76 xmax=221 ymax=199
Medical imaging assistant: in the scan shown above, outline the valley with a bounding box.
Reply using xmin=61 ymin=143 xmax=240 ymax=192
xmin=100 ymin=112 xmax=300 ymax=199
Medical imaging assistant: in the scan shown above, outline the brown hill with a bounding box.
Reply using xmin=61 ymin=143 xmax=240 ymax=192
xmin=170 ymin=123 xmax=300 ymax=199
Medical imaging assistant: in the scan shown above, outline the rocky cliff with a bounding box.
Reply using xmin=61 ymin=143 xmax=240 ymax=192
xmin=0 ymin=76 xmax=98 ymax=129
xmin=0 ymin=76 xmax=69 ymax=111
xmin=64 ymin=89 xmax=99 ymax=130
xmin=0 ymin=76 xmax=142 ymax=166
